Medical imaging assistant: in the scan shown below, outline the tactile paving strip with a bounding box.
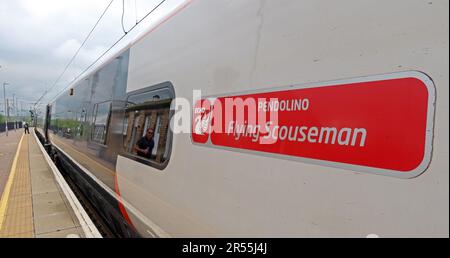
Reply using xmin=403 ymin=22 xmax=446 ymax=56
xmin=0 ymin=134 xmax=34 ymax=237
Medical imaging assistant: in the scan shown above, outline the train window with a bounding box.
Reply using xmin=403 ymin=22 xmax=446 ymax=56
xmin=91 ymin=101 xmax=112 ymax=145
xmin=123 ymin=82 xmax=174 ymax=170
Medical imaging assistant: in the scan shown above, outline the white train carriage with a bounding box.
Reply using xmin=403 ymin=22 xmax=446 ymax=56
xmin=36 ymin=0 xmax=449 ymax=237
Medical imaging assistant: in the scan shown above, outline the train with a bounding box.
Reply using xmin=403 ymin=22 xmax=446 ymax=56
xmin=35 ymin=0 xmax=449 ymax=237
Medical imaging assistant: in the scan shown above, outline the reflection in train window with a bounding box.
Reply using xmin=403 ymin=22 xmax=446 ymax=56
xmin=123 ymin=82 xmax=174 ymax=169
xmin=91 ymin=101 xmax=112 ymax=145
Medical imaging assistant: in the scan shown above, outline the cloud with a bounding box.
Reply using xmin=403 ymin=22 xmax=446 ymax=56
xmin=0 ymin=0 xmax=184 ymax=110
xmin=53 ymin=39 xmax=82 ymax=60
xmin=53 ymin=39 xmax=108 ymax=66
xmin=0 ymin=0 xmax=123 ymax=105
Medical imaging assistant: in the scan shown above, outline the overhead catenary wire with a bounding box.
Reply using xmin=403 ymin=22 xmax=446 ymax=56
xmin=121 ymin=0 xmax=127 ymax=34
xmin=135 ymin=0 xmax=138 ymax=25
xmin=34 ymin=0 xmax=116 ymax=108
xmin=49 ymin=0 xmax=167 ymax=104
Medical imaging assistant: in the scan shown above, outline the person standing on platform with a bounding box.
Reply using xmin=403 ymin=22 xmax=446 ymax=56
xmin=24 ymin=122 xmax=30 ymax=134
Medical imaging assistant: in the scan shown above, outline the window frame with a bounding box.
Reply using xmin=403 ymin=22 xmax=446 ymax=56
xmin=90 ymin=100 xmax=112 ymax=146
xmin=121 ymin=81 xmax=175 ymax=171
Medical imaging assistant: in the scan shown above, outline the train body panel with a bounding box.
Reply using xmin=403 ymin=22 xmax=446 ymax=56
xmin=40 ymin=0 xmax=449 ymax=237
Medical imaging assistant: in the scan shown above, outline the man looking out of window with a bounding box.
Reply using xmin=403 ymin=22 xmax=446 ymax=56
xmin=134 ymin=128 xmax=155 ymax=159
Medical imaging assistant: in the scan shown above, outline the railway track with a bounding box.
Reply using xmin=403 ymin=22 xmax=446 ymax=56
xmin=59 ymin=171 xmax=116 ymax=238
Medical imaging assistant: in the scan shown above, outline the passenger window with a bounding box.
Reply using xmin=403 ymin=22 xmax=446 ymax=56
xmin=123 ymin=82 xmax=174 ymax=169
xmin=91 ymin=101 xmax=112 ymax=145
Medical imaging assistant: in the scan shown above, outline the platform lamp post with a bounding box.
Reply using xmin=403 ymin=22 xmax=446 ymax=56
xmin=14 ymin=94 xmax=18 ymax=130
xmin=3 ymin=82 xmax=10 ymax=136
xmin=12 ymin=93 xmax=16 ymax=131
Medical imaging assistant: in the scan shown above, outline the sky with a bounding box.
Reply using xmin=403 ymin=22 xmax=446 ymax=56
xmin=0 ymin=0 xmax=184 ymax=116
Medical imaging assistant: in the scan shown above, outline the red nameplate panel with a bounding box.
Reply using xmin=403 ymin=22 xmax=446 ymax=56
xmin=192 ymin=71 xmax=435 ymax=178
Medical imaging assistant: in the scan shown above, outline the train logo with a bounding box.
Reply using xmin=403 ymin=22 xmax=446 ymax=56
xmin=192 ymin=99 xmax=213 ymax=144
xmin=194 ymin=109 xmax=212 ymax=136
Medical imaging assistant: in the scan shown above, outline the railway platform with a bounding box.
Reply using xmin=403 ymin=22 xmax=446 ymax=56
xmin=0 ymin=130 xmax=100 ymax=238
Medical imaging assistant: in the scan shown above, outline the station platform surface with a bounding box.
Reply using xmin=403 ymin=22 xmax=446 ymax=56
xmin=0 ymin=130 xmax=91 ymax=238
xmin=0 ymin=130 xmax=23 ymax=198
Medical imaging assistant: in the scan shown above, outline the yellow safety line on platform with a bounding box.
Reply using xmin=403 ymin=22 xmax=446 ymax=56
xmin=0 ymin=133 xmax=25 ymax=231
